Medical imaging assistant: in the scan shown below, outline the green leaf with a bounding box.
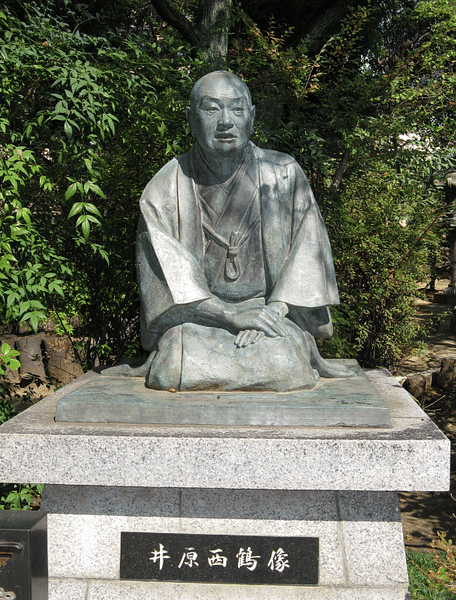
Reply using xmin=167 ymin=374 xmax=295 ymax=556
xmin=49 ymin=281 xmax=64 ymax=297
xmin=8 ymin=358 xmax=20 ymax=371
xmin=75 ymin=214 xmax=86 ymax=228
xmin=55 ymin=100 xmax=68 ymax=114
xmin=64 ymin=121 xmax=73 ymax=138
xmin=65 ymin=183 xmax=78 ymax=202
xmin=1 ymin=343 xmax=12 ymax=356
xmin=68 ymin=202 xmax=84 ymax=218
xmin=30 ymin=314 xmax=39 ymax=333
xmin=85 ymin=203 xmax=102 ymax=217
xmin=81 ymin=218 xmax=90 ymax=240
xmin=6 ymin=292 xmax=21 ymax=308
xmin=86 ymin=182 xmax=106 ymax=199
xmin=19 ymin=301 xmax=30 ymax=316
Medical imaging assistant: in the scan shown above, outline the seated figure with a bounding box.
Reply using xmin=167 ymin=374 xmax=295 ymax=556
xmin=126 ymin=71 xmax=353 ymax=391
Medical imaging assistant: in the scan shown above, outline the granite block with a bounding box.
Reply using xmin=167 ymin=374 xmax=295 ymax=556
xmin=0 ymin=430 xmax=448 ymax=491
xmin=43 ymin=487 xmax=346 ymax=585
xmin=0 ymin=369 xmax=449 ymax=492
xmin=49 ymin=578 xmax=87 ymax=600
xmin=42 ymin=485 xmax=181 ymax=516
xmin=337 ymin=491 xmax=402 ymax=522
xmin=51 ymin=579 xmax=410 ymax=600
xmin=338 ymin=492 xmax=407 ymax=586
xmin=45 ymin=487 xmax=409 ymax=591
xmin=342 ymin=521 xmax=407 ymax=586
xmin=180 ymin=489 xmax=339 ymax=521
xmin=46 ymin=514 xmax=345 ymax=585
xmin=43 ymin=485 xmax=341 ymax=521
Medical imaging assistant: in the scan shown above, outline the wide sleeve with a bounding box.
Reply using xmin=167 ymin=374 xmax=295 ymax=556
xmin=267 ymin=160 xmax=339 ymax=308
xmin=136 ymin=158 xmax=211 ymax=351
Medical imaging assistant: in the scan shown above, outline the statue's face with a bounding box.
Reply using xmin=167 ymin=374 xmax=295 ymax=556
xmin=187 ymin=73 xmax=255 ymax=159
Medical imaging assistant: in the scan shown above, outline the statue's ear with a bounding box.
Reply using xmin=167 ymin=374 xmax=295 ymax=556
xmin=250 ymin=105 xmax=256 ymax=135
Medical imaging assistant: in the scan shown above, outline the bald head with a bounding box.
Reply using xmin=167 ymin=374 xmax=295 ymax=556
xmin=190 ymin=71 xmax=253 ymax=111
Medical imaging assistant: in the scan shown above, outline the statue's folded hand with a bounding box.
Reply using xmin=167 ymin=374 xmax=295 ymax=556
xmin=234 ymin=329 xmax=265 ymax=348
xmin=192 ymin=298 xmax=288 ymax=339
xmin=226 ymin=304 xmax=288 ymax=338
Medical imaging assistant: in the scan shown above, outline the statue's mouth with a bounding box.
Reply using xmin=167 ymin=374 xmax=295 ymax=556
xmin=216 ymin=135 xmax=236 ymax=140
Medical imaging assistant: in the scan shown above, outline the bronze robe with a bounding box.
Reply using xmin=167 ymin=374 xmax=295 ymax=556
xmin=136 ymin=142 xmax=339 ymax=391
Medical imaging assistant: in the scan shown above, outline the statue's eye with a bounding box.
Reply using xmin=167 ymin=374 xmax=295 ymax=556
xmin=204 ymin=106 xmax=218 ymax=114
xmin=234 ymin=107 xmax=245 ymax=115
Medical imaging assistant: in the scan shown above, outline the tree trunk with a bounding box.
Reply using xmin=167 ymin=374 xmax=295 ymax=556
xmin=200 ymin=0 xmax=232 ymax=66
xmin=16 ymin=334 xmax=46 ymax=381
xmin=151 ymin=0 xmax=232 ymax=65
xmin=330 ymin=148 xmax=350 ymax=192
xmin=43 ymin=336 xmax=84 ymax=385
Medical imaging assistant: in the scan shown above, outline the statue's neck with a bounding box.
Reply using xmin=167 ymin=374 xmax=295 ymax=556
xmin=198 ymin=146 xmax=246 ymax=183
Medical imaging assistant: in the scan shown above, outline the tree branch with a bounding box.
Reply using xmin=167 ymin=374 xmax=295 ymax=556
xmin=331 ymin=148 xmax=350 ymax=191
xmin=150 ymin=0 xmax=204 ymax=49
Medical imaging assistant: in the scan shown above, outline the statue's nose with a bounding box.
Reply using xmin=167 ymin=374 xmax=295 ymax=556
xmin=217 ymin=108 xmax=233 ymax=128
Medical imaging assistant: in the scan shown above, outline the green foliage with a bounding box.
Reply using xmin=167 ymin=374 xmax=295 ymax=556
xmin=322 ymin=142 xmax=442 ymax=367
xmin=227 ymin=0 xmax=451 ymax=367
xmin=50 ymin=309 xmax=75 ymax=337
xmin=0 ymin=0 xmax=454 ymax=369
xmin=426 ymin=534 xmax=456 ymax=596
xmin=0 ymin=1 xmax=204 ymax=364
xmin=229 ymin=4 xmax=376 ymax=174
xmin=0 ymin=342 xmax=20 ymax=377
xmin=328 ymin=203 xmax=436 ymax=364
xmin=321 ymin=0 xmax=455 ymax=367
xmin=0 ymin=483 xmax=43 ymax=510
xmin=407 ymin=539 xmax=456 ymax=599
xmin=0 ymin=392 xmax=17 ymax=425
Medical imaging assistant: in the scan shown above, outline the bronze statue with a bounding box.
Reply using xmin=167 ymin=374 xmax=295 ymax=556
xmin=116 ymin=71 xmax=354 ymax=391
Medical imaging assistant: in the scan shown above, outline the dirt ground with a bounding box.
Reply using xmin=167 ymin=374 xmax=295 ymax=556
xmin=393 ymin=280 xmax=456 ymax=552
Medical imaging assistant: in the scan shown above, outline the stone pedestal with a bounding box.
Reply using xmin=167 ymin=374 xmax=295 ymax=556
xmin=0 ymin=368 xmax=450 ymax=599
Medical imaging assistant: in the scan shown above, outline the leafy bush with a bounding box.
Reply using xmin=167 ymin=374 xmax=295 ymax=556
xmin=0 ymin=483 xmax=43 ymax=510
xmin=227 ymin=3 xmax=450 ymax=367
xmin=0 ymin=2 xmax=204 ymax=364
xmin=1 ymin=0 xmax=454 ymax=370
xmin=407 ymin=537 xmax=456 ymax=599
xmin=323 ymin=157 xmax=441 ymax=367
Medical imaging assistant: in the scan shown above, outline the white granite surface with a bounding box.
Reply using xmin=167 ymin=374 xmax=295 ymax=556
xmin=0 ymin=369 xmax=450 ymax=491
xmin=43 ymin=488 xmax=408 ymax=599
xmin=50 ymin=578 xmax=410 ymax=600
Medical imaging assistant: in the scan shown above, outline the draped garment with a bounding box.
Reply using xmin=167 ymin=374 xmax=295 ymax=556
xmin=136 ymin=142 xmax=339 ymax=391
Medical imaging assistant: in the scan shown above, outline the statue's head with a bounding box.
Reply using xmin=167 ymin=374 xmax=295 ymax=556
xmin=186 ymin=71 xmax=256 ymax=159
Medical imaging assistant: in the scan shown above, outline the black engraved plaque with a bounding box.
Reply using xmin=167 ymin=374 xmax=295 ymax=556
xmin=120 ymin=532 xmax=318 ymax=585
